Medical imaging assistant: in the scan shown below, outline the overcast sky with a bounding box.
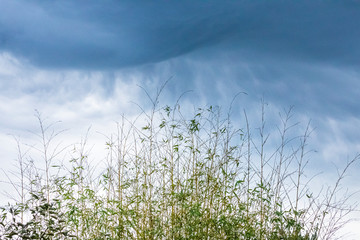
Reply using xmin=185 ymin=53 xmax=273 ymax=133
xmin=1 ymin=0 xmax=360 ymax=238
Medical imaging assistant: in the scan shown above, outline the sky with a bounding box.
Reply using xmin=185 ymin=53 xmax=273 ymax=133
xmin=1 ymin=0 xmax=360 ymax=238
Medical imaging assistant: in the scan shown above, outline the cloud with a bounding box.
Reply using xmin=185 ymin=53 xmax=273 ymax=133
xmin=1 ymin=0 xmax=360 ymax=70
xmin=1 ymin=1 xmax=360 ymax=237
xmin=1 ymin=49 xmax=360 ymax=238
xmin=124 ymin=49 xmax=360 ymax=120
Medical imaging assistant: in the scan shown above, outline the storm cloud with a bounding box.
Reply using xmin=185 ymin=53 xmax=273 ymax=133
xmin=1 ymin=0 xmax=360 ymax=69
xmin=1 ymin=1 xmax=360 ymax=238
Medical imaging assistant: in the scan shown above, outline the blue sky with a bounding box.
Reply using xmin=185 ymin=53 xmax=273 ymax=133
xmin=1 ymin=0 xmax=360 ymax=238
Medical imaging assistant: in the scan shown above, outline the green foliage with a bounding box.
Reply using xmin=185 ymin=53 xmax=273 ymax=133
xmin=0 ymin=97 xmax=358 ymax=239
xmin=1 ymin=192 xmax=73 ymax=239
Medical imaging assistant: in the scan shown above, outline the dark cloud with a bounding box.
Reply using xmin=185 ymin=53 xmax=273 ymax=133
xmin=1 ymin=0 xmax=360 ymax=69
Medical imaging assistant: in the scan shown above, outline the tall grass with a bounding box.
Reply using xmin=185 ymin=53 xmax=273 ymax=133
xmin=0 ymin=92 xmax=359 ymax=239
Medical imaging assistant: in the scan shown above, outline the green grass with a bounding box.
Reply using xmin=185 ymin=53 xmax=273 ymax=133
xmin=0 ymin=93 xmax=359 ymax=239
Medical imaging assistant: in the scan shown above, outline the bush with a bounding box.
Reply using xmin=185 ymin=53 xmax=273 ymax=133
xmin=1 ymin=92 xmax=359 ymax=239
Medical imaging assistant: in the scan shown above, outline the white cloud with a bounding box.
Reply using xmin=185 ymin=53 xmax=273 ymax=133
xmin=1 ymin=52 xmax=360 ymax=239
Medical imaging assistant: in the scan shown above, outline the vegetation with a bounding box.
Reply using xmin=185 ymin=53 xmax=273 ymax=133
xmin=0 ymin=90 xmax=359 ymax=239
